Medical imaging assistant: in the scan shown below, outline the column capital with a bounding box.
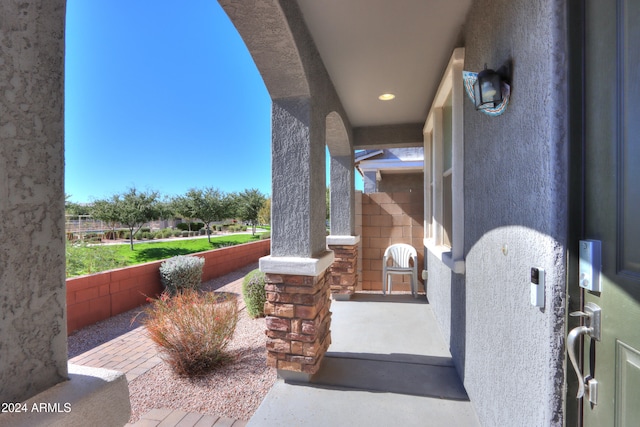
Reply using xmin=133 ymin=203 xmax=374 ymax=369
xmin=326 ymin=235 xmax=361 ymax=246
xmin=260 ymin=251 xmax=335 ymax=276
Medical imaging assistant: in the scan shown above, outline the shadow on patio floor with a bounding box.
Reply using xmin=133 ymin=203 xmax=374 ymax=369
xmin=247 ymin=292 xmax=480 ymax=427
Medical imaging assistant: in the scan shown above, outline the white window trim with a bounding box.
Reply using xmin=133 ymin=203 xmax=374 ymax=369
xmin=423 ymin=47 xmax=465 ymax=274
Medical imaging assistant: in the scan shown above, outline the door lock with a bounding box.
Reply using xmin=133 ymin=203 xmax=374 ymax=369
xmin=567 ymin=302 xmax=601 ymax=404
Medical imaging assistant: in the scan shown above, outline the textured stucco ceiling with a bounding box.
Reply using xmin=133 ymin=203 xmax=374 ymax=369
xmin=297 ymin=0 xmax=472 ymax=127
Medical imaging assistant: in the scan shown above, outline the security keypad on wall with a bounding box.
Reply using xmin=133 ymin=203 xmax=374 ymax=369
xmin=579 ymin=240 xmax=602 ymax=293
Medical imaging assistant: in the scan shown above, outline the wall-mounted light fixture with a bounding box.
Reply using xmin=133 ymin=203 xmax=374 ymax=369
xmin=474 ymin=65 xmax=503 ymax=110
xmin=463 ymin=62 xmax=512 ymax=117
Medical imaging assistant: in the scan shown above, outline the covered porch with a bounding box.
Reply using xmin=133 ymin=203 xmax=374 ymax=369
xmin=1 ymin=0 xmax=572 ymax=426
xmin=249 ymin=293 xmax=479 ymax=426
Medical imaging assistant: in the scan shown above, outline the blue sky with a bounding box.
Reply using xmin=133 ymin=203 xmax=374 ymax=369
xmin=65 ymin=0 xmax=271 ymax=202
xmin=65 ymin=0 xmax=363 ymax=204
xmin=65 ymin=1 xmax=270 ymax=203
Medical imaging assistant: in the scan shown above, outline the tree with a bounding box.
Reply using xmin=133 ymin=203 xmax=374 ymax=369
xmin=224 ymin=191 xmax=240 ymax=220
xmin=185 ymin=187 xmax=227 ymax=243
xmin=237 ymin=188 xmax=266 ymax=235
xmin=156 ymin=196 xmax=176 ymax=223
xmin=170 ymin=195 xmax=195 ymax=231
xmin=91 ymin=195 xmax=121 ymax=240
xmin=258 ymin=198 xmax=271 ymax=226
xmin=117 ymin=188 xmax=160 ymax=250
xmin=65 ymin=194 xmax=92 ymax=216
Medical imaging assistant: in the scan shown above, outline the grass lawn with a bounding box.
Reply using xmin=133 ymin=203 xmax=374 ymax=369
xmin=66 ymin=232 xmax=269 ymax=278
xmin=113 ymin=234 xmax=263 ymax=265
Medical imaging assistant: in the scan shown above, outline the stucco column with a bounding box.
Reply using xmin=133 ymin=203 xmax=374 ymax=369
xmin=0 ymin=0 xmax=68 ymax=402
xmin=0 ymin=5 xmax=131 ymax=425
xmin=327 ymin=154 xmax=359 ymax=299
xmin=261 ymin=97 xmax=334 ymax=380
xmin=269 ymin=97 xmax=327 ymax=258
xmin=329 ymin=154 xmax=355 ymax=236
xmin=363 ymin=170 xmax=378 ymax=193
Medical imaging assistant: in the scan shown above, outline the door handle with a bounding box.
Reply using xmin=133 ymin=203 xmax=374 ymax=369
xmin=567 ymin=325 xmax=591 ymax=399
xmin=567 ymin=302 xmax=601 ymax=402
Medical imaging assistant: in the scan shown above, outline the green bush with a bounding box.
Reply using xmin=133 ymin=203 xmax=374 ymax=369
xmin=176 ymin=222 xmax=204 ymax=231
xmin=140 ymin=227 xmax=151 ymax=233
xmin=173 ymin=230 xmax=183 ymax=237
xmin=242 ymin=269 xmax=267 ymax=318
xmin=162 ymin=229 xmax=173 ymax=238
xmin=215 ymin=225 xmax=222 ymax=232
xmin=143 ymin=290 xmax=238 ymax=376
xmin=259 ymin=231 xmax=271 ymax=240
xmin=83 ymin=232 xmax=101 ymax=243
xmin=159 ymin=255 xmax=205 ymax=294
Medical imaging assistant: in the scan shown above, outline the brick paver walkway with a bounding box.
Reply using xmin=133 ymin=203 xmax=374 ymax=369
xmin=69 ymin=326 xmax=162 ymax=382
xmin=124 ymin=408 xmax=247 ymax=427
xmin=69 ymin=265 xmax=257 ymax=427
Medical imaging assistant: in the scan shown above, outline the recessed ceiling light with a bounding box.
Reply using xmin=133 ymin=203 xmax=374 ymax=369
xmin=378 ymin=93 xmax=396 ymax=101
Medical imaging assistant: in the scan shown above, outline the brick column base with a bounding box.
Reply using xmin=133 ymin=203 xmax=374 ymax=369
xmin=264 ymin=270 xmax=331 ymax=377
xmin=328 ymin=244 xmax=358 ymax=299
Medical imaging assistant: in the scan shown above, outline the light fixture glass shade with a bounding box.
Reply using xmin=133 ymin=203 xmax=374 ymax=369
xmin=474 ymin=68 xmax=503 ymax=110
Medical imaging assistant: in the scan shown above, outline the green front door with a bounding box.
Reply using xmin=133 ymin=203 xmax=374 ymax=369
xmin=573 ymin=0 xmax=640 ymax=426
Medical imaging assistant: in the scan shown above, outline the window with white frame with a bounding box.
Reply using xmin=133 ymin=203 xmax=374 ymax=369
xmin=423 ymin=48 xmax=465 ymax=274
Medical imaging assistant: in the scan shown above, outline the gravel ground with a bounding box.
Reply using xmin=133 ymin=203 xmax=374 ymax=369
xmin=67 ymin=263 xmax=277 ymax=423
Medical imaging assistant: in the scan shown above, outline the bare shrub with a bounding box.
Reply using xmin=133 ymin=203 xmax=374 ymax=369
xmin=143 ymin=290 xmax=239 ymax=376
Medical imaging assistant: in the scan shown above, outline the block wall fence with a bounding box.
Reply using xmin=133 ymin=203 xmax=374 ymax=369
xmin=66 ymin=239 xmax=270 ymax=334
xmin=360 ymin=192 xmax=424 ymax=292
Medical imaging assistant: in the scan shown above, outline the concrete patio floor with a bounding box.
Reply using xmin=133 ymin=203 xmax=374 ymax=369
xmin=248 ymin=293 xmax=480 ymax=427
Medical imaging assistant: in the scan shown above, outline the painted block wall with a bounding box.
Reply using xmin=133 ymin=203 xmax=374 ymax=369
xmin=360 ymin=192 xmax=424 ymax=292
xmin=424 ymin=1 xmax=569 ymax=426
xmin=377 ymin=172 xmax=423 ymax=193
xmin=66 ymin=239 xmax=270 ymax=334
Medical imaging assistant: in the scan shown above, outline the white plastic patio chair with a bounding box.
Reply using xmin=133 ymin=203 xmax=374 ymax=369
xmin=382 ymin=243 xmax=418 ymax=298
